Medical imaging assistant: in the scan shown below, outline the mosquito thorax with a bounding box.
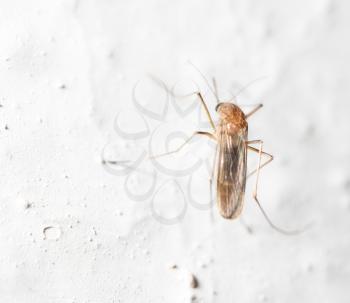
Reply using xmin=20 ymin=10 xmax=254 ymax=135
xmin=216 ymin=102 xmax=247 ymax=127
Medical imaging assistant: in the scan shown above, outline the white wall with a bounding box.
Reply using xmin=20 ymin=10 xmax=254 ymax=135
xmin=1 ymin=0 xmax=350 ymax=302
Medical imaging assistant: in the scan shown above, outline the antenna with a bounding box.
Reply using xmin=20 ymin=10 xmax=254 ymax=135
xmin=187 ymin=61 xmax=220 ymax=103
xmin=232 ymin=76 xmax=269 ymax=99
xmin=212 ymin=77 xmax=219 ymax=103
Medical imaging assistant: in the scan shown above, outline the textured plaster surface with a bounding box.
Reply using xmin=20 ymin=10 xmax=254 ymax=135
xmin=1 ymin=0 xmax=350 ymax=302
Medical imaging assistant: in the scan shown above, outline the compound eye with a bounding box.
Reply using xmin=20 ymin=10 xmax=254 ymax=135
xmin=215 ymin=103 xmax=223 ymax=112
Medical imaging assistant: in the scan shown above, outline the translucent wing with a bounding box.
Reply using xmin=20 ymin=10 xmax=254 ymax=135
xmin=216 ymin=124 xmax=248 ymax=219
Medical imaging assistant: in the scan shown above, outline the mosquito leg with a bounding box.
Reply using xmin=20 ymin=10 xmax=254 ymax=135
xmin=146 ymin=75 xmax=217 ymax=131
xmin=253 ymin=141 xmax=264 ymax=198
xmin=208 ymin=145 xmax=218 ymax=222
xmin=105 ymin=130 xmax=216 ymax=165
xmin=170 ymin=91 xmax=216 ymax=132
xmin=245 ymin=104 xmax=263 ymax=119
xmin=246 ymin=142 xmax=273 ymax=178
xmin=150 ymin=131 xmax=216 ymax=159
xmin=248 ymin=141 xmax=303 ymax=235
xmin=196 ymin=92 xmax=216 ymax=132
xmin=208 ymin=148 xmax=216 ymax=192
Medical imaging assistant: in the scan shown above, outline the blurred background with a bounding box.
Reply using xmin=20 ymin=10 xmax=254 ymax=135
xmin=1 ymin=0 xmax=350 ymax=302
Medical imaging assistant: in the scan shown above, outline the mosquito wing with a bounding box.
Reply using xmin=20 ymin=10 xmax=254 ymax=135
xmin=216 ymin=125 xmax=248 ymax=219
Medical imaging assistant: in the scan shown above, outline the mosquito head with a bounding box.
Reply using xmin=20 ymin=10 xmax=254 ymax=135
xmin=216 ymin=102 xmax=246 ymax=125
xmin=215 ymin=102 xmax=241 ymax=114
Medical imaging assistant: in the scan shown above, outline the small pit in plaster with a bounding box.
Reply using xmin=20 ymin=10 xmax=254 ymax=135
xmin=15 ymin=197 xmax=33 ymax=210
xmin=190 ymin=273 xmax=199 ymax=289
xmin=43 ymin=226 xmax=61 ymax=240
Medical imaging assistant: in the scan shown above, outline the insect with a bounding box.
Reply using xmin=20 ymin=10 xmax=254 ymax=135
xmin=148 ymin=74 xmax=301 ymax=235
xmin=105 ymin=69 xmax=303 ymax=234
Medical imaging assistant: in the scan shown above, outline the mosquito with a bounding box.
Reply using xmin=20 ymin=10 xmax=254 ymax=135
xmin=105 ymin=72 xmax=303 ymax=234
xmin=148 ymin=74 xmax=303 ymax=235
